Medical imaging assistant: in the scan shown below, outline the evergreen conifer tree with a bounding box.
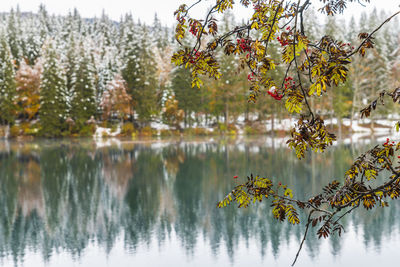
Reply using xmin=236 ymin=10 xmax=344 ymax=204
xmin=152 ymin=14 xmax=168 ymax=49
xmin=39 ymin=41 xmax=68 ymax=136
xmin=70 ymin=42 xmax=97 ymax=127
xmin=6 ymin=8 xmax=22 ymax=66
xmin=171 ymin=65 xmax=201 ymax=128
xmin=64 ymin=34 xmax=78 ymax=110
xmin=121 ymin=23 xmax=158 ymax=126
xmin=23 ymin=15 xmax=42 ymax=65
xmin=38 ymin=5 xmax=52 ymax=44
xmin=0 ymin=32 xmax=17 ymax=125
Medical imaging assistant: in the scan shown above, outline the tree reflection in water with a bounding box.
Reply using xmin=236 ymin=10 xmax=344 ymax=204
xmin=0 ymin=138 xmax=398 ymax=266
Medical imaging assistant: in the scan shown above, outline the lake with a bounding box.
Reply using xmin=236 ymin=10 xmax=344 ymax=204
xmin=0 ymin=137 xmax=399 ymax=267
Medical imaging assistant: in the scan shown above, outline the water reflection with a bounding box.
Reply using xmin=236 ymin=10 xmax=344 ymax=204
xmin=0 ymin=138 xmax=398 ymax=266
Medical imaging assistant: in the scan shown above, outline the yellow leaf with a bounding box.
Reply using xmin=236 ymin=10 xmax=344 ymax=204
xmin=284 ymin=188 xmax=293 ymax=198
xmin=251 ymin=21 xmax=259 ymax=29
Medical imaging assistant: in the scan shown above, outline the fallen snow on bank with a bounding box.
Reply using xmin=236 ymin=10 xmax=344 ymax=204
xmin=263 ymin=118 xmax=396 ymax=134
xmin=94 ymin=126 xmax=121 ymax=139
xmin=91 ymin=119 xmax=399 ymax=149
xmin=264 ymin=118 xmax=297 ymax=132
xmin=150 ymin=121 xmax=169 ymax=131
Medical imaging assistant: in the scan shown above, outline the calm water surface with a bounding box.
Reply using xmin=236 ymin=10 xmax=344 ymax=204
xmin=0 ymin=137 xmax=399 ymax=267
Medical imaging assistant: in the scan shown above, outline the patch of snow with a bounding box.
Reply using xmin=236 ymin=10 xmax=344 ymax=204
xmin=94 ymin=126 xmax=121 ymax=139
xmin=350 ymin=121 xmax=372 ymax=133
xmin=150 ymin=121 xmax=169 ymax=130
xmin=376 ymin=120 xmax=395 ymax=127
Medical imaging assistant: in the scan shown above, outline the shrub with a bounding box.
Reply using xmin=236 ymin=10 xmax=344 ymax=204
xmin=121 ymin=122 xmax=135 ymax=136
xmin=244 ymin=125 xmax=257 ymax=135
xmin=110 ymin=124 xmax=119 ymax=133
xmin=184 ymin=127 xmax=210 ymax=136
xmin=160 ymin=129 xmax=181 ymax=137
xmin=140 ymin=126 xmax=156 ymax=137
xmin=79 ymin=124 xmax=96 ymax=137
xmin=194 ymin=127 xmax=209 ymax=136
xmin=215 ymin=123 xmax=237 ymax=135
xmin=24 ymin=123 xmax=40 ymax=136
xmin=9 ymin=125 xmax=22 ymax=138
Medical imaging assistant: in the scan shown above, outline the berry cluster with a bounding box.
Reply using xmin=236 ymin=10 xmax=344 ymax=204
xmin=189 ymin=22 xmax=199 ymax=36
xmin=253 ymin=2 xmax=261 ymax=11
xmin=268 ymin=91 xmax=283 ymax=100
xmin=383 ymin=138 xmax=400 ymax=159
xmin=247 ymin=72 xmax=255 ymax=81
xmin=237 ymin=38 xmax=251 ymax=52
xmin=276 ymin=27 xmax=291 ymax=46
xmin=277 ymin=36 xmax=289 ymax=46
xmin=341 ymin=42 xmax=355 ymax=50
xmin=189 ymin=50 xmax=201 ymax=64
xmin=284 ymin=76 xmax=295 ymax=89
xmin=383 ymin=138 xmax=396 ymax=147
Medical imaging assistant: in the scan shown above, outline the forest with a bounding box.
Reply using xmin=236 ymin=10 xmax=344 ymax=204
xmin=0 ymin=5 xmax=399 ymax=137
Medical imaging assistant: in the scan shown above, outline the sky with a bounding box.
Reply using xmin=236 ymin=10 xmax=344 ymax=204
xmin=0 ymin=0 xmax=399 ymax=26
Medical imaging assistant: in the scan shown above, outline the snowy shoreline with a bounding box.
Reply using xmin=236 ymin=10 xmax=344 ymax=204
xmin=1 ymin=118 xmax=398 ymax=141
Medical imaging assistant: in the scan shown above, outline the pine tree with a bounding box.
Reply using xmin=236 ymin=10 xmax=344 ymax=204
xmin=39 ymin=41 xmax=68 ymax=136
xmin=152 ymin=13 xmax=168 ymax=49
xmin=350 ymin=15 xmax=374 ymax=122
xmin=97 ymin=59 xmax=118 ymax=111
xmin=70 ymin=42 xmax=97 ymax=127
xmin=171 ymin=66 xmax=201 ymax=127
xmin=23 ymin=14 xmax=42 ymax=65
xmin=153 ymin=13 xmax=173 ymax=101
xmin=38 ymin=5 xmax=52 ymax=44
xmin=322 ymin=15 xmax=348 ymax=129
xmin=0 ymin=32 xmax=17 ymax=125
xmin=352 ymin=11 xmax=391 ymax=128
xmin=92 ymin=13 xmax=120 ymax=114
xmin=6 ymin=8 xmax=22 ymax=66
xmin=121 ymin=23 xmax=158 ymax=127
xmin=98 ymin=10 xmax=114 ymax=47
xmin=64 ymin=34 xmax=77 ymax=102
xmin=210 ymin=12 xmax=241 ymax=124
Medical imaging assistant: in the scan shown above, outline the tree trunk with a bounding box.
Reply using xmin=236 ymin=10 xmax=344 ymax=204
xmin=184 ymin=111 xmax=187 ymax=128
xmin=245 ymin=103 xmax=249 ymax=122
xmin=370 ymin=117 xmax=375 ymax=136
xmin=271 ymin=113 xmax=275 ymax=135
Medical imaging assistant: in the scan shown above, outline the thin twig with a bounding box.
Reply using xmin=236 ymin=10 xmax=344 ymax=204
xmin=292 ymin=211 xmax=313 ymax=266
xmin=281 ymin=59 xmax=294 ymax=93
xmin=333 ymin=204 xmax=358 ymax=227
xmin=298 ymin=0 xmax=311 ymax=35
xmin=184 ymin=0 xmax=203 ymax=16
xmin=264 ymin=1 xmax=284 ymax=51
xmin=292 ymin=0 xmax=314 ymax=120
xmin=303 ymin=48 xmax=313 ymax=83
xmin=346 ymin=10 xmax=400 ymax=58
xmin=190 ymin=2 xmax=220 ymax=56
xmin=338 ymin=172 xmax=400 ymax=210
